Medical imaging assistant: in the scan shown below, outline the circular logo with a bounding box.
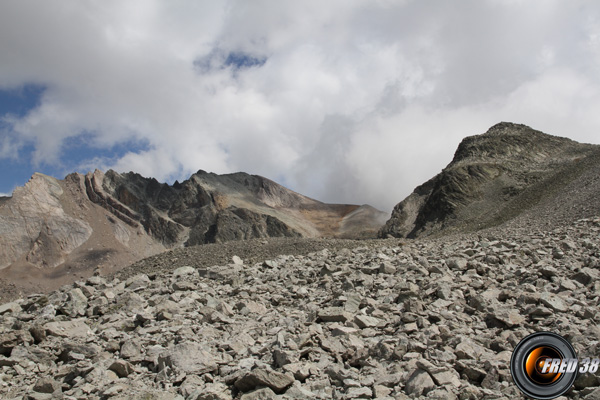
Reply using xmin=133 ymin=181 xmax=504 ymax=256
xmin=510 ymin=332 xmax=578 ymax=399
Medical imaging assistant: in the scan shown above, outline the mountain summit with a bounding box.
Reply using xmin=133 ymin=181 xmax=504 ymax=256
xmin=380 ymin=122 xmax=600 ymax=238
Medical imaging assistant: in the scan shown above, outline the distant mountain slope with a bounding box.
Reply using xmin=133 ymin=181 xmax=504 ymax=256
xmin=89 ymin=169 xmax=388 ymax=245
xmin=0 ymin=169 xmax=388 ymax=293
xmin=380 ymin=122 xmax=600 ymax=238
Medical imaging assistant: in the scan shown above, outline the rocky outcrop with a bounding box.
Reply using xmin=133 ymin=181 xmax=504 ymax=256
xmin=380 ymin=122 xmax=600 ymax=238
xmin=84 ymin=170 xmax=140 ymax=228
xmin=0 ymin=173 xmax=93 ymax=269
xmin=198 ymin=208 xmax=301 ymax=245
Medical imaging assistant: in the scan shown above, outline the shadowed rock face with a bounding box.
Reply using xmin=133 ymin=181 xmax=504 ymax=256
xmin=380 ymin=122 xmax=600 ymax=238
xmin=90 ymin=170 xmax=308 ymax=246
xmin=0 ymin=168 xmax=388 ymax=291
xmin=91 ymin=169 xmax=388 ymax=245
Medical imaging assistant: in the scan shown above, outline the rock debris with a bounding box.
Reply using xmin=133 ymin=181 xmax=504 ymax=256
xmin=1 ymin=216 xmax=600 ymax=399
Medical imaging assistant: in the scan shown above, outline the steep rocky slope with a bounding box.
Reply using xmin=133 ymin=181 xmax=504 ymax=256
xmin=0 ymin=169 xmax=388 ymax=297
xmin=1 ymin=215 xmax=599 ymax=399
xmin=380 ymin=122 xmax=600 ymax=238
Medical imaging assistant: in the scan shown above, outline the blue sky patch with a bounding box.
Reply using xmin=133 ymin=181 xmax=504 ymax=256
xmin=224 ymin=52 xmax=267 ymax=69
xmin=0 ymin=85 xmax=47 ymax=195
xmin=0 ymin=84 xmax=46 ymax=119
xmin=0 ymin=137 xmax=152 ymax=196
xmin=61 ymin=134 xmax=152 ymax=169
xmin=194 ymin=50 xmax=267 ymax=73
xmin=0 ymin=82 xmax=156 ymax=194
xmin=0 ymin=143 xmax=37 ymax=196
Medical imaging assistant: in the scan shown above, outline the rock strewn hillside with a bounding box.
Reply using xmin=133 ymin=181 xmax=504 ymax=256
xmin=380 ymin=122 xmax=600 ymax=238
xmin=1 ymin=216 xmax=599 ymax=399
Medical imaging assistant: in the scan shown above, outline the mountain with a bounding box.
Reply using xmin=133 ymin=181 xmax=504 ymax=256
xmin=0 ymin=169 xmax=388 ymax=294
xmin=4 ymin=122 xmax=600 ymax=399
xmin=380 ymin=122 xmax=600 ymax=238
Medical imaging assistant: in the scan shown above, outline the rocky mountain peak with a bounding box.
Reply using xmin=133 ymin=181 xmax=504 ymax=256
xmin=450 ymin=122 xmax=578 ymax=166
xmin=380 ymin=122 xmax=600 ymax=238
xmin=485 ymin=121 xmax=532 ymax=135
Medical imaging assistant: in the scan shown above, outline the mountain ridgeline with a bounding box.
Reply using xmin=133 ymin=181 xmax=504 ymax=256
xmin=88 ymin=169 xmax=389 ymax=244
xmin=380 ymin=122 xmax=600 ymax=238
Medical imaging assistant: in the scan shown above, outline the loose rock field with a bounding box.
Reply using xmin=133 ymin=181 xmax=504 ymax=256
xmin=1 ymin=217 xmax=600 ymax=399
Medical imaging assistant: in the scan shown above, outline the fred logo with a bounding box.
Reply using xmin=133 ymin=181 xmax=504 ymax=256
xmin=510 ymin=332 xmax=578 ymax=399
xmin=538 ymin=358 xmax=600 ymax=374
xmin=539 ymin=358 xmax=579 ymax=374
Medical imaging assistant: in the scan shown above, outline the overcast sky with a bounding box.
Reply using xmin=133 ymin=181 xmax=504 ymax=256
xmin=1 ymin=1 xmax=600 ymax=210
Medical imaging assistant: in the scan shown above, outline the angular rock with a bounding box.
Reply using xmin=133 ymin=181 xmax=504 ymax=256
xmin=404 ymin=369 xmax=435 ymax=396
xmin=120 ymin=339 xmax=142 ymax=359
xmin=172 ymin=266 xmax=197 ymax=278
xmin=32 ymin=377 xmax=62 ymax=394
xmin=126 ymin=274 xmax=151 ymax=291
xmin=0 ymin=302 xmax=22 ymax=315
xmin=572 ymin=268 xmax=597 ymax=285
xmin=60 ymin=288 xmax=88 ymax=317
xmin=431 ymin=369 xmax=462 ymax=388
xmin=195 ymin=382 xmax=232 ymax=400
xmin=239 ymin=387 xmax=276 ymax=400
xmin=173 ymin=281 xmax=196 ymax=291
xmin=44 ymin=320 xmax=92 ymax=338
xmin=486 ymin=309 xmax=525 ymax=328
xmin=317 ymin=307 xmax=352 ymax=323
xmin=379 ymin=261 xmax=397 ymax=274
xmin=344 ymin=294 xmax=362 ymax=313
xmin=234 ymin=368 xmax=294 ymax=394
xmin=158 ymin=342 xmax=217 ymax=375
xmin=354 ymin=314 xmax=380 ymax=328
xmin=232 ymin=256 xmax=244 ymax=265
xmin=539 ymin=292 xmax=568 ymax=313
xmin=455 ymin=338 xmax=486 ymax=360
xmin=282 ymin=362 xmax=316 ymax=381
xmin=109 ymin=359 xmax=135 ymax=378
xmin=0 ymin=330 xmax=34 ymax=355
xmin=346 ymin=386 xmax=373 ymax=398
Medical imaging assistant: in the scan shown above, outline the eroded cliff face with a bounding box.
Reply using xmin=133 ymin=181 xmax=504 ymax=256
xmin=380 ymin=122 xmax=600 ymax=238
xmin=84 ymin=170 xmax=308 ymax=246
xmin=85 ymin=169 xmax=389 ymax=247
xmin=0 ymin=173 xmax=93 ymax=269
xmin=0 ymin=169 xmax=388 ymax=292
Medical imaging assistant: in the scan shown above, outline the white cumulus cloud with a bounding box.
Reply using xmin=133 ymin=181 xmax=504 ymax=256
xmin=1 ymin=0 xmax=600 ymax=211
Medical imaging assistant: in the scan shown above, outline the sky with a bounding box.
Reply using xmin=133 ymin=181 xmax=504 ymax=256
xmin=1 ymin=1 xmax=600 ymax=211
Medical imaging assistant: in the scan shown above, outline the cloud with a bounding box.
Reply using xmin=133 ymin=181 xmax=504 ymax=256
xmin=1 ymin=0 xmax=600 ymax=211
